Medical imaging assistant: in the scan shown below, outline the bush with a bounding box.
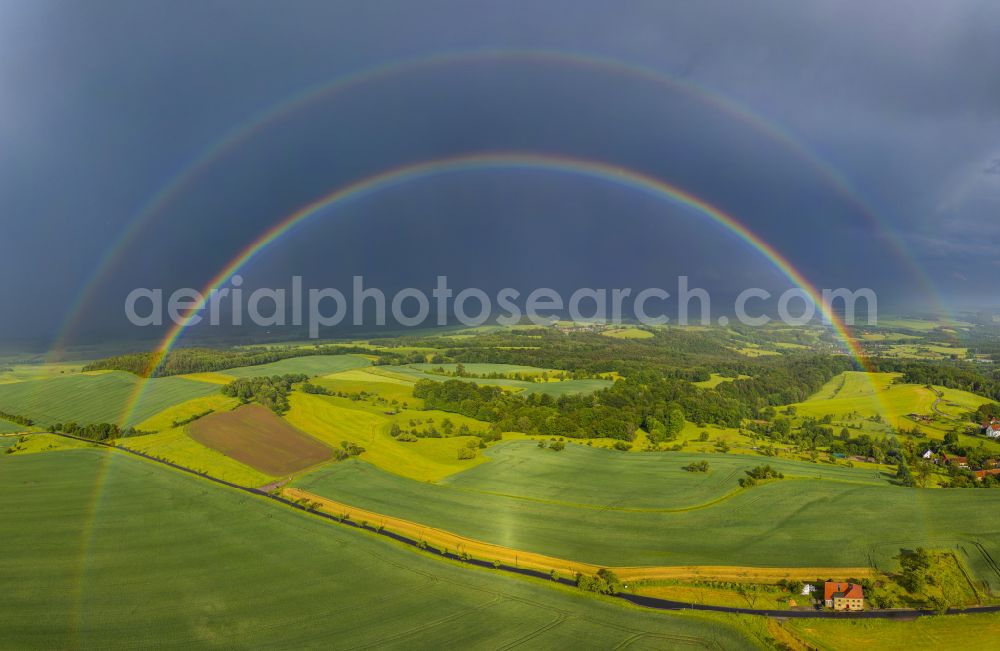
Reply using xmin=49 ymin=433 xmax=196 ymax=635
xmin=612 ymin=441 xmax=632 ymax=451
xmin=683 ymin=460 xmax=710 ymax=472
xmin=549 ymin=440 xmax=565 ymax=451
xmin=457 ymin=447 xmax=477 ymax=460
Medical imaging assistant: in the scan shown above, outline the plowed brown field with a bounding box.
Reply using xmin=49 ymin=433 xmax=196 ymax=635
xmin=190 ymin=404 xmax=331 ymax=476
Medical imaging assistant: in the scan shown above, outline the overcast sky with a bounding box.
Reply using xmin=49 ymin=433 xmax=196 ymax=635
xmin=1 ymin=0 xmax=998 ymax=344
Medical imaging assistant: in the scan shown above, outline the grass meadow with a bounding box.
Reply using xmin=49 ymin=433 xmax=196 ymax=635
xmin=284 ymin=392 xmax=488 ymax=481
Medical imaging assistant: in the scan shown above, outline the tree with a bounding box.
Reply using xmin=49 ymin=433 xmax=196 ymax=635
xmin=576 ymin=568 xmax=623 ymax=595
xmin=896 ymin=461 xmax=916 ymax=487
xmin=665 ymin=405 xmax=685 ymax=439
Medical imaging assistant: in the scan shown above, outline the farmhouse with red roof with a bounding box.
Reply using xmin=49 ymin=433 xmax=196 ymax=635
xmin=824 ymin=582 xmax=864 ymax=610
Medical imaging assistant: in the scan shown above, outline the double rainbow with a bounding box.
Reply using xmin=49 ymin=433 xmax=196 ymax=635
xmin=49 ymin=48 xmax=943 ymax=360
xmin=116 ymin=151 xmax=871 ymax=427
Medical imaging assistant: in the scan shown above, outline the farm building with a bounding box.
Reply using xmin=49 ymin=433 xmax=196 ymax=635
xmin=975 ymin=469 xmax=1000 ymax=481
xmin=983 ymin=418 xmax=1000 ymax=439
xmin=824 ymin=582 xmax=864 ymax=611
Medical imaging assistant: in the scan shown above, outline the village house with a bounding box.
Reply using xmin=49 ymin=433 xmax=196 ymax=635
xmin=983 ymin=418 xmax=1000 ymax=439
xmin=941 ymin=453 xmax=969 ymax=468
xmin=824 ymin=582 xmax=864 ymax=611
xmin=975 ymin=469 xmax=1000 ymax=481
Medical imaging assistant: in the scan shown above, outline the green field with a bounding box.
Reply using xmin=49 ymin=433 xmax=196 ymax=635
xmin=0 ymin=372 xmax=219 ymax=427
xmin=0 ymin=448 xmax=757 ymax=649
xmin=217 ymin=354 xmax=371 ymax=378
xmin=0 ymin=418 xmax=24 ymax=433
xmin=292 ymin=441 xmax=1000 ymax=589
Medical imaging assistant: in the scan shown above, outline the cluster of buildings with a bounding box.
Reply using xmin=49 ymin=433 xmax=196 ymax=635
xmin=921 ymin=446 xmax=1000 ymax=480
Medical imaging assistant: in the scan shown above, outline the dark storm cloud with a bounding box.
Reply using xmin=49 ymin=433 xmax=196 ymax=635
xmin=1 ymin=0 xmax=998 ymax=342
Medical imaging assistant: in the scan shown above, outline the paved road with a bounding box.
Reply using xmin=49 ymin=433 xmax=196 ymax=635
xmin=20 ymin=431 xmax=1000 ymax=621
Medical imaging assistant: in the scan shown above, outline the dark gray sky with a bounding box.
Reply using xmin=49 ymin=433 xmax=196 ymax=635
xmin=2 ymin=0 xmax=998 ymax=344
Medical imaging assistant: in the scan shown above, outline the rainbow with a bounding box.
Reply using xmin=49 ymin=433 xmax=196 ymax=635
xmin=48 ymin=47 xmax=946 ymax=360
xmin=115 ymin=152 xmax=874 ymax=427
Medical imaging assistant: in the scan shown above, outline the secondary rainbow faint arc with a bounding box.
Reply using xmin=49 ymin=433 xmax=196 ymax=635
xmin=115 ymin=152 xmax=873 ymax=428
xmin=50 ymin=47 xmax=945 ymax=360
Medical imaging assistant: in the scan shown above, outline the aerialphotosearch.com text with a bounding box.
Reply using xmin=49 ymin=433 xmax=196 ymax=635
xmin=125 ymin=275 xmax=877 ymax=337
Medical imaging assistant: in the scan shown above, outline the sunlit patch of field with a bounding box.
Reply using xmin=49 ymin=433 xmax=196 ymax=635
xmin=120 ymin=426 xmax=273 ymax=486
xmin=134 ymin=394 xmax=240 ymax=432
xmin=860 ymin=332 xmax=921 ymax=342
xmin=632 ymin=582 xmax=794 ymax=610
xmin=791 ymin=371 xmax=993 ymax=441
xmin=180 ymin=371 xmax=237 ymax=385
xmin=693 ymin=373 xmax=750 ymax=389
xmin=2 ymin=433 xmax=97 ymax=454
xmin=601 ymin=327 xmax=654 ymax=339
xmin=877 ymin=318 xmax=950 ymax=331
xmin=731 ymin=345 xmax=781 ymax=357
xmin=882 ymin=344 xmax=969 ymax=360
xmin=774 ymin=342 xmax=810 ymax=350
xmin=322 ymin=368 xmax=412 ymax=385
xmin=284 ymin=393 xmax=487 ymax=482
xmin=313 ymin=375 xmax=418 ymax=405
xmin=0 ymin=361 xmax=90 ymax=384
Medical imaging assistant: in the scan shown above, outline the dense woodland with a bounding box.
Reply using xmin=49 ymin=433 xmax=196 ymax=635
xmin=414 ymin=354 xmax=849 ymax=440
